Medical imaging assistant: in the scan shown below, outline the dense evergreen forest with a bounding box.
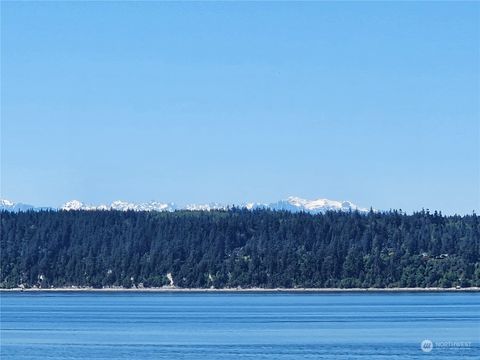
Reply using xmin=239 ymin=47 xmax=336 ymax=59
xmin=1 ymin=209 xmax=479 ymax=289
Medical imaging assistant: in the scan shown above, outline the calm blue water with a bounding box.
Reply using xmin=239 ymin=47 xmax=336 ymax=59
xmin=1 ymin=292 xmax=479 ymax=359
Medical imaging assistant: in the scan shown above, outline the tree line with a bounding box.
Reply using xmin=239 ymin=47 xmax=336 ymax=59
xmin=1 ymin=209 xmax=479 ymax=289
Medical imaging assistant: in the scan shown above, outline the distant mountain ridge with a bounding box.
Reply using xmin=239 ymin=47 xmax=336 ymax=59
xmin=0 ymin=199 xmax=52 ymax=212
xmin=0 ymin=196 xmax=370 ymax=214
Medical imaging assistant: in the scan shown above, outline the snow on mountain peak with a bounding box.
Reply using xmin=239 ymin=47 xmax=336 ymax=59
xmin=0 ymin=199 xmax=15 ymax=207
xmin=3 ymin=196 xmax=370 ymax=214
xmin=62 ymin=200 xmax=88 ymax=211
xmin=61 ymin=200 xmax=176 ymax=212
xmin=0 ymin=199 xmax=49 ymax=212
xmin=268 ymin=196 xmax=368 ymax=213
xmin=185 ymin=203 xmax=228 ymax=211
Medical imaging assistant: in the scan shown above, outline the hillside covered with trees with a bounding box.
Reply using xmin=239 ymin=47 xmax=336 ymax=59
xmin=1 ymin=209 xmax=479 ymax=289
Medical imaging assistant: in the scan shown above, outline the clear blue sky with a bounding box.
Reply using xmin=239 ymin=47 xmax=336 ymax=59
xmin=1 ymin=1 xmax=479 ymax=214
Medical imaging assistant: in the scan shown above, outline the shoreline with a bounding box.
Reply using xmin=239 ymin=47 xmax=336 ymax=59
xmin=1 ymin=287 xmax=479 ymax=293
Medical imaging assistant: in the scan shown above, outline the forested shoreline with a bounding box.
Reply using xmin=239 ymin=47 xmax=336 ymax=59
xmin=1 ymin=209 xmax=479 ymax=289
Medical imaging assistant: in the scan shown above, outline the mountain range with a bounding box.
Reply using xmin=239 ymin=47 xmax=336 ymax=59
xmin=0 ymin=199 xmax=53 ymax=212
xmin=0 ymin=196 xmax=370 ymax=214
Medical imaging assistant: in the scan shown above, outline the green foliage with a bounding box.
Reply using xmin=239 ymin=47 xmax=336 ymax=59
xmin=0 ymin=209 xmax=478 ymax=289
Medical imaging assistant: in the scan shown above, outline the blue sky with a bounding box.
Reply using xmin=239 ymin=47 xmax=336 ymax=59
xmin=1 ymin=1 xmax=478 ymax=214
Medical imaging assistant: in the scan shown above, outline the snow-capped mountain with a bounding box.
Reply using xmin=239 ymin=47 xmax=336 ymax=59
xmin=0 ymin=199 xmax=49 ymax=212
xmin=61 ymin=200 xmax=177 ymax=212
xmin=264 ymin=196 xmax=368 ymax=213
xmin=61 ymin=200 xmax=97 ymax=211
xmin=184 ymin=203 xmax=228 ymax=211
xmin=1 ymin=196 xmax=371 ymax=214
xmin=60 ymin=196 xmax=370 ymax=213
